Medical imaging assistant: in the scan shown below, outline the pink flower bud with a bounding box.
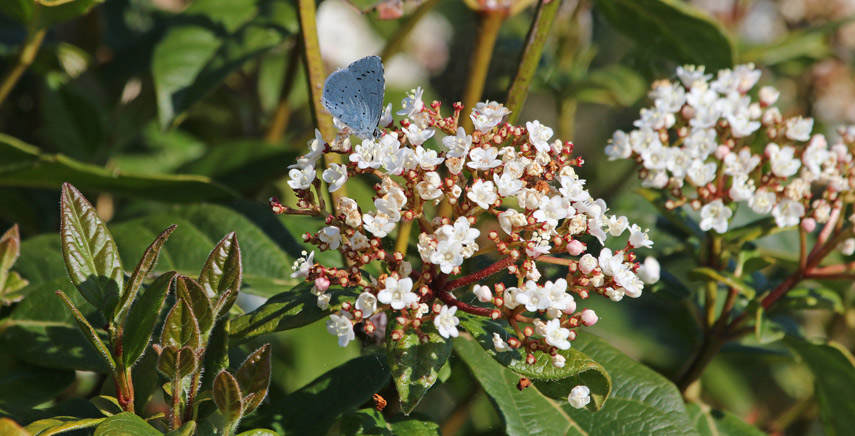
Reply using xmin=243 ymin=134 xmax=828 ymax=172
xmin=566 ymin=240 xmax=586 ymax=256
xmin=581 ymin=309 xmax=598 ymax=326
xmin=801 ymin=218 xmax=816 ymax=233
xmin=714 ymin=145 xmax=730 ymax=160
xmin=314 ymin=277 xmax=331 ymax=292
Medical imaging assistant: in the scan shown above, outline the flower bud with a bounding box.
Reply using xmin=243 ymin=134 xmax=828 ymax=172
xmin=581 ymin=309 xmax=598 ymax=326
xmin=566 ymin=240 xmax=585 ymax=256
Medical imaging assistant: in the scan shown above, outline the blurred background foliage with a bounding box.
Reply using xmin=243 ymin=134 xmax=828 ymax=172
xmin=1 ymin=0 xmax=855 ymax=434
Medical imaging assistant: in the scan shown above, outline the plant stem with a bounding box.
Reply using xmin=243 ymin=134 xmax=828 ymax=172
xmin=676 ymin=334 xmax=724 ymax=395
xmin=442 ymin=256 xmax=516 ymax=292
xmin=169 ymin=377 xmax=182 ymax=430
xmin=460 ymin=10 xmax=506 ymax=131
xmin=297 ymin=0 xmax=335 ymax=142
xmin=394 ymin=219 xmax=413 ymax=256
xmin=380 ymin=0 xmax=440 ymax=59
xmin=0 ymin=28 xmax=46 ymax=109
xmin=505 ymin=0 xmax=562 ymax=124
xmin=265 ymin=38 xmax=301 ymax=144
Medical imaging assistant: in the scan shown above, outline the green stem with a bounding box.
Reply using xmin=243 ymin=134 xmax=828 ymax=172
xmin=505 ymin=0 xmax=562 ymax=124
xmin=265 ymin=37 xmax=301 ymax=144
xmin=0 ymin=28 xmax=46 ymax=109
xmin=380 ymin=0 xmax=440 ymax=59
xmin=460 ymin=10 xmax=506 ymax=131
xmin=169 ymin=377 xmax=183 ymax=430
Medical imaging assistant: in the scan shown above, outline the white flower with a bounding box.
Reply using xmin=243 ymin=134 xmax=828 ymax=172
xmin=728 ymin=174 xmax=755 ymax=202
xmin=467 ymin=147 xmax=502 ymax=170
xmin=494 ymin=172 xmax=523 ymax=197
xmin=318 ymin=226 xmax=341 ymax=250
xmin=398 ymin=87 xmax=424 ymax=117
xmin=404 ymin=124 xmax=435 ymax=146
xmin=839 ymin=238 xmax=855 ymax=256
xmin=379 ymin=103 xmax=393 ymax=127
xmin=287 ymin=165 xmax=316 ymax=190
xmin=430 ymin=239 xmax=464 ymax=274
xmin=568 ymin=385 xmax=591 ymax=409
xmin=723 ymin=149 xmax=760 ymax=176
xmin=699 ymin=200 xmax=732 ymax=233
xmin=473 ymin=284 xmax=492 ymax=303
xmin=349 ymin=138 xmax=383 ymax=169
xmin=749 ymin=190 xmax=776 ymax=214
xmin=355 ymin=292 xmax=377 ymax=317
xmin=785 ymin=116 xmax=813 ymax=141
xmin=768 ymin=144 xmax=801 ymax=178
xmin=492 ymin=332 xmax=511 ymax=352
xmin=291 ymin=251 xmax=314 ymax=278
xmin=470 ymin=101 xmax=509 ymax=132
xmin=649 ymin=81 xmax=686 ymax=112
xmin=676 ymin=65 xmax=711 ymax=88
xmin=349 ymin=231 xmax=370 ymax=251
xmin=322 ymin=163 xmax=348 ymax=192
xmin=641 ymin=144 xmax=668 ymax=171
xmin=533 ymin=196 xmax=571 ymax=227
xmin=666 ymin=148 xmax=691 ymax=180
xmin=363 ymin=212 xmax=396 ymax=238
xmin=687 ymin=159 xmax=717 ymax=186
xmin=441 ymin=127 xmax=472 ymax=158
xmin=498 ymin=209 xmax=526 ymax=235
xmin=417 ymin=172 xmax=443 ymax=200
xmin=614 ymin=266 xmax=644 ymax=298
xmin=433 ymin=305 xmax=460 ymax=339
xmin=772 ymin=199 xmax=805 ymax=228
xmin=758 ymin=86 xmax=779 ymax=106
xmin=551 ymin=354 xmax=566 ymax=368
xmin=559 ymin=176 xmax=591 ymax=203
xmin=526 ymin=120 xmax=554 ymax=153
xmin=316 ymin=293 xmax=331 ymax=310
xmin=377 ymin=277 xmax=418 ymax=310
xmin=628 ymin=224 xmax=653 ymax=248
xmin=728 ymin=113 xmax=761 ymax=138
xmin=579 ymin=254 xmax=597 ymax=274
xmin=543 ymin=318 xmax=571 ymax=350
xmin=414 ymin=146 xmax=444 ymax=169
xmin=467 ymin=180 xmax=498 ymax=210
xmin=605 ymin=130 xmax=632 ymax=160
xmin=637 ymin=257 xmax=660 ymax=284
xmin=605 ymin=215 xmax=628 ymax=236
xmin=326 ymin=311 xmax=355 ymax=347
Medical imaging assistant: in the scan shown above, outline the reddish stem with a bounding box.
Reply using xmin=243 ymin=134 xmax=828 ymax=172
xmin=442 ymin=256 xmax=516 ymax=292
xmin=434 ymin=288 xmax=493 ymax=317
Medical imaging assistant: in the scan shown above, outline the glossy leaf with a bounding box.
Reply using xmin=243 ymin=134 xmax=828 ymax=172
xmin=229 ymin=284 xmax=358 ymax=342
xmin=568 ymin=65 xmax=647 ymax=107
xmin=386 ymin=318 xmax=453 ymax=415
xmin=340 ymin=409 xmax=391 ymax=436
xmin=198 ymin=232 xmax=242 ymax=318
xmin=93 ymin=412 xmax=161 ymax=436
xmin=214 ymin=371 xmax=244 ymax=423
xmin=458 ymin=314 xmax=610 ymax=411
xmin=785 ymin=336 xmax=855 ymax=436
xmin=55 ymin=290 xmax=116 ymax=371
xmin=156 ymin=346 xmax=199 ymax=380
xmin=24 ymin=416 xmax=106 ymax=435
xmin=122 ymin=272 xmax=176 ymax=368
xmin=688 ymin=267 xmax=756 ymax=298
xmin=235 ymin=344 xmax=272 ymax=414
xmin=686 ymin=403 xmax=765 ymax=436
xmin=160 ymin=299 xmax=201 ymax=350
xmin=176 ymin=276 xmax=214 ymax=339
xmin=60 ymin=183 xmax=124 ymax=316
xmin=114 ymin=225 xmax=176 ymax=326
xmin=0 ymin=342 xmax=75 ymax=410
xmin=0 ymin=135 xmax=237 ymax=203
xmin=590 ymin=0 xmax=733 ymax=70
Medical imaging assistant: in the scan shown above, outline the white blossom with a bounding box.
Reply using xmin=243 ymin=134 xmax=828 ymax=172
xmin=326 ymin=311 xmax=355 ymax=347
xmin=433 ymin=305 xmax=460 ymax=339
xmin=567 ymin=385 xmax=591 ymax=409
xmin=377 ymin=277 xmax=418 ymax=310
xmin=699 ymin=200 xmax=732 ymax=233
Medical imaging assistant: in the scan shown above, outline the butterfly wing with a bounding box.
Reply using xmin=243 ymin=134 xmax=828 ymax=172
xmin=349 ymin=56 xmax=385 ymax=134
xmin=321 ymin=68 xmax=374 ymax=138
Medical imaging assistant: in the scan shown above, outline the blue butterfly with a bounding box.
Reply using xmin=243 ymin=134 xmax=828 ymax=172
xmin=321 ymin=56 xmax=386 ymax=139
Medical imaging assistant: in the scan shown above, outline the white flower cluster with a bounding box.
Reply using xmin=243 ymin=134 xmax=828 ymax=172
xmin=607 ymin=63 xmax=855 ymax=234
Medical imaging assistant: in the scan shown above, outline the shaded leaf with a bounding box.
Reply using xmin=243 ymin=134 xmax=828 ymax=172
xmin=55 ymin=290 xmax=116 ymax=371
xmin=90 ymin=396 xmax=123 ymax=417
xmin=235 ymin=344 xmax=272 ymax=415
xmin=0 ymin=0 xmax=103 ymax=29
xmin=772 ymin=288 xmax=844 ymax=314
xmin=156 ymin=345 xmax=198 ymax=380
xmin=386 ymin=318 xmax=453 ymax=415
xmin=0 ymin=224 xmax=21 ymax=293
xmin=198 ymin=232 xmax=242 ymax=318
xmin=0 ymin=341 xmax=75 ymax=410
xmin=122 ymin=272 xmax=176 ymax=367
xmin=93 ymin=412 xmax=161 ymax=436
xmin=340 ymin=409 xmax=391 ymax=436
xmin=176 ymin=275 xmax=214 ymax=339
xmin=686 ymin=403 xmax=765 ymax=436
xmin=165 ymin=421 xmax=197 ymax=436
xmin=214 ymin=371 xmax=244 ymax=423
xmin=160 ymin=299 xmax=201 ymax=350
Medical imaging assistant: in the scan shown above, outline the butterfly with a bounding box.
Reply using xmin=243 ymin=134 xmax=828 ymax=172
xmin=321 ymin=55 xmax=386 ymax=140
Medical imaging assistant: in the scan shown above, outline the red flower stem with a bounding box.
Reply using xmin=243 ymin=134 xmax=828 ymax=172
xmin=434 ymin=288 xmax=493 ymax=317
xmin=442 ymin=256 xmax=516 ymax=292
xmin=536 ymin=256 xmax=573 ymax=266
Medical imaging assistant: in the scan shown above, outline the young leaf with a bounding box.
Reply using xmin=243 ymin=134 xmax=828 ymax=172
xmin=113 ymin=225 xmax=177 ymax=325
xmin=176 ymin=275 xmax=214 ymax=338
xmin=93 ymin=412 xmax=161 ymax=436
xmin=60 ymin=183 xmax=124 ymax=317
xmin=122 ymin=272 xmax=177 ymax=368
xmin=688 ymin=267 xmax=756 ymax=299
xmin=214 ymin=371 xmax=244 ymax=423
xmin=156 ymin=346 xmax=199 ymax=380
xmin=785 ymin=336 xmax=855 ymax=436
xmin=0 ymin=224 xmax=21 ymax=292
xmin=386 ymin=318 xmax=453 ymax=415
xmin=235 ymin=344 xmax=272 ymax=415
xmin=55 ymin=290 xmax=116 ymax=372
xmin=160 ymin=299 xmax=201 ymax=350
xmin=199 ymin=232 xmax=242 ymax=317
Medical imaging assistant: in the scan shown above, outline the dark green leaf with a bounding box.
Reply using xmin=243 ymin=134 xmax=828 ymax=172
xmin=122 ymin=272 xmax=176 ymax=368
xmin=722 ymin=217 xmax=789 ymax=248
xmin=90 ymin=396 xmax=123 ymax=417
xmin=739 ymin=18 xmax=855 ymax=66
xmin=386 ymin=318 xmax=453 ymax=415
xmin=114 ymin=225 xmax=176 ymax=326
xmin=0 ymin=135 xmax=238 ymax=203
xmin=131 ymin=351 xmax=161 ymax=413
xmin=340 ymin=409 xmax=392 ymax=436
xmin=214 ymin=371 xmax=244 ymax=423
xmin=60 ymin=183 xmax=124 ymax=316
xmin=235 ymin=344 xmax=272 ymax=415
xmin=165 ymin=421 xmax=197 ymax=436
xmin=688 ymin=268 xmax=756 ymax=298
xmin=388 ymin=417 xmax=441 ymax=436
xmin=771 ymin=288 xmax=844 ymax=314
xmin=569 ymin=65 xmax=647 ymax=107
xmin=590 ymin=0 xmax=733 ymax=70
xmin=201 ymin=319 xmax=231 ymax=393
xmin=160 ymin=299 xmax=201 ymax=350
xmin=785 ymin=336 xmax=855 ymax=436
xmin=0 ymin=0 xmax=103 ymax=29
xmin=754 ymin=307 xmax=786 ymax=345
xmin=198 ymin=232 xmax=242 ymax=318
xmin=93 ymin=412 xmax=162 ymax=436
xmin=176 ymin=276 xmax=214 ymax=338
xmin=686 ymin=403 xmax=765 ymax=436
xmin=236 ymin=430 xmax=278 ymax=436
xmin=55 ymin=290 xmax=116 ymax=371
xmin=0 ymin=341 xmax=74 ymax=410
xmin=229 ymin=284 xmax=358 ymax=342
xmin=177 ymin=140 xmax=298 ymax=192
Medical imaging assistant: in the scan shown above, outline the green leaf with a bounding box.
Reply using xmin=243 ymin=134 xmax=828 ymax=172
xmin=214 ymin=371 xmax=244 ymax=423
xmin=242 ymin=354 xmax=390 ymax=436
xmin=340 ymin=409 xmax=391 ymax=436
xmin=0 ymin=224 xmax=21 ymax=293
xmin=156 ymin=345 xmax=199 ymax=380
xmin=177 ymin=140 xmax=298 ymax=192
xmin=457 ymin=314 xmax=610 ymax=411
xmin=0 ymin=418 xmax=28 ymax=436
xmin=772 ymin=288 xmax=844 ymax=314
xmin=93 ymin=412 xmax=161 ymax=436
xmin=160 ymin=299 xmax=201 ymax=350
xmin=388 ymin=417 xmax=441 ymax=436
xmin=785 ymin=336 xmax=855 ymax=436
xmin=739 ymin=18 xmax=855 ymax=66
xmin=568 ymin=65 xmax=647 ymax=107
xmin=754 ymin=307 xmax=786 ymax=345
xmin=24 ymin=416 xmax=106 ymax=435
xmin=455 ymin=336 xmax=582 ymax=435
xmin=686 ymin=403 xmax=765 ymax=436
xmin=165 ymin=421 xmax=197 ymax=436
xmin=590 ymin=0 xmax=733 ymax=70
xmin=688 ymin=267 xmax=756 ymax=298
xmin=229 ymin=284 xmax=358 ymax=342
xmin=722 ymin=217 xmax=789 ymax=248
xmin=176 ymin=275 xmax=214 ymax=339
xmin=562 ymin=334 xmax=700 ymax=435
xmin=114 ymin=225 xmax=176 ymax=326
xmin=60 ymin=183 xmax=124 ymax=317
xmin=90 ymin=396 xmax=123 ymax=417
xmin=235 ymin=344 xmax=272 ymax=415
xmin=201 ymin=319 xmax=231 ymax=393
xmin=198 ymin=232 xmax=242 ymax=318
xmin=236 ymin=430 xmax=279 ymax=436
xmin=0 ymin=0 xmax=103 ymax=29
xmin=55 ymin=290 xmax=116 ymax=371
xmin=122 ymin=272 xmax=176 ymax=368
xmin=0 ymin=341 xmax=75 ymax=410
xmin=0 ymin=134 xmax=238 ymax=203
xmin=152 ymin=0 xmax=291 ymax=128
xmin=386 ymin=318 xmax=453 ymax=415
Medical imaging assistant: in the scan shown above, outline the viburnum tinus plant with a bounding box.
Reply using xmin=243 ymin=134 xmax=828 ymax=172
xmin=270 ymin=89 xmax=659 ymax=412
xmin=606 ymin=63 xmax=855 ymax=391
